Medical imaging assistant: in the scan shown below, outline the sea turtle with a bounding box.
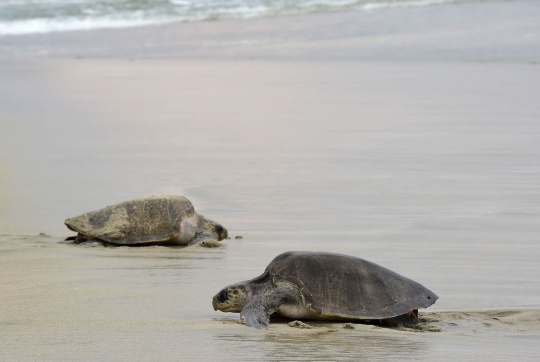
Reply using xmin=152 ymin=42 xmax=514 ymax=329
xmin=65 ymin=195 xmax=228 ymax=246
xmin=212 ymin=251 xmax=438 ymax=329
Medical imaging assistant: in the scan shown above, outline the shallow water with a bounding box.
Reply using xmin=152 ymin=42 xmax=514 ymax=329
xmin=1 ymin=59 xmax=540 ymax=360
xmin=0 ymin=0 xmax=482 ymax=36
xmin=2 ymin=0 xmax=540 ymax=62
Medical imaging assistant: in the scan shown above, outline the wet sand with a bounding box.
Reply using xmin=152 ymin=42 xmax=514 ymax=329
xmin=1 ymin=58 xmax=540 ymax=361
xmin=1 ymin=58 xmax=540 ymax=360
xmin=1 ymin=234 xmax=539 ymax=361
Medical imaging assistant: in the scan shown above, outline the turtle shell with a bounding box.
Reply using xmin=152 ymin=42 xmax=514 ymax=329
xmin=266 ymin=251 xmax=438 ymax=320
xmin=64 ymin=195 xmax=199 ymax=245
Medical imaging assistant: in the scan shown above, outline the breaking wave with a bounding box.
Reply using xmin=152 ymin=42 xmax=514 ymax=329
xmin=0 ymin=0 xmax=485 ymax=36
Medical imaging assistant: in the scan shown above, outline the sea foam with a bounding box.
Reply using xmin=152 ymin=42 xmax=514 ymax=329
xmin=0 ymin=0 xmax=485 ymax=36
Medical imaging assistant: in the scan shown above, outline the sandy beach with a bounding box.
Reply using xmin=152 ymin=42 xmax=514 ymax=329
xmin=1 ymin=0 xmax=540 ymax=360
xmin=1 ymin=233 xmax=539 ymax=361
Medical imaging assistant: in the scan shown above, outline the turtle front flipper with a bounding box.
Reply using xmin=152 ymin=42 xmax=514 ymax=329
xmin=240 ymin=295 xmax=274 ymax=329
xmin=240 ymin=286 xmax=301 ymax=329
xmin=188 ymin=228 xmax=219 ymax=246
xmin=198 ymin=216 xmax=228 ymax=241
xmin=188 ymin=216 xmax=228 ymax=246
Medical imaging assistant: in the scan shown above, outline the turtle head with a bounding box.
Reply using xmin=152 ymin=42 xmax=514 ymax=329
xmin=201 ymin=217 xmax=228 ymax=241
xmin=212 ymin=284 xmax=249 ymax=313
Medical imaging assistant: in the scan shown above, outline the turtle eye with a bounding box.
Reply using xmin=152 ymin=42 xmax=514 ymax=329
xmin=217 ymin=289 xmax=228 ymax=303
xmin=215 ymin=225 xmax=223 ymax=234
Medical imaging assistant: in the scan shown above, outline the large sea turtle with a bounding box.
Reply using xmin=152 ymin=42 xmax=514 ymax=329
xmin=65 ymin=195 xmax=228 ymax=246
xmin=212 ymin=251 xmax=438 ymax=329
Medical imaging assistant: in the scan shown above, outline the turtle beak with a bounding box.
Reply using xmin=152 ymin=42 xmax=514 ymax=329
xmin=212 ymin=297 xmax=219 ymax=311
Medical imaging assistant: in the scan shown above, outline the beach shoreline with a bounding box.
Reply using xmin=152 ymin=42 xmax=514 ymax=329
xmin=1 ymin=0 xmax=539 ymax=62
xmin=1 ymin=1 xmax=540 ymax=360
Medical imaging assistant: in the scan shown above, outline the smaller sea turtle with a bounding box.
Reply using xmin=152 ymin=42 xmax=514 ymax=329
xmin=212 ymin=251 xmax=438 ymax=329
xmin=65 ymin=195 xmax=227 ymax=246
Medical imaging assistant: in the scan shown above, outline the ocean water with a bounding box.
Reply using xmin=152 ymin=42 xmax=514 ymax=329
xmin=0 ymin=0 xmax=482 ymax=36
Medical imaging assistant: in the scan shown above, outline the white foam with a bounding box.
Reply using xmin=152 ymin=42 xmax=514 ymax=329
xmin=0 ymin=16 xmax=178 ymax=36
xmin=0 ymin=0 xmax=477 ymax=36
xmin=361 ymin=0 xmax=460 ymax=11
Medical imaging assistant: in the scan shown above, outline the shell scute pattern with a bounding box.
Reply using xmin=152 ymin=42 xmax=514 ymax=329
xmin=267 ymin=251 xmax=438 ymax=320
xmin=65 ymin=195 xmax=226 ymax=246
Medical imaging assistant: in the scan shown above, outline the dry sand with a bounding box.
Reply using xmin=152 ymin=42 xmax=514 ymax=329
xmin=1 ymin=234 xmax=539 ymax=361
